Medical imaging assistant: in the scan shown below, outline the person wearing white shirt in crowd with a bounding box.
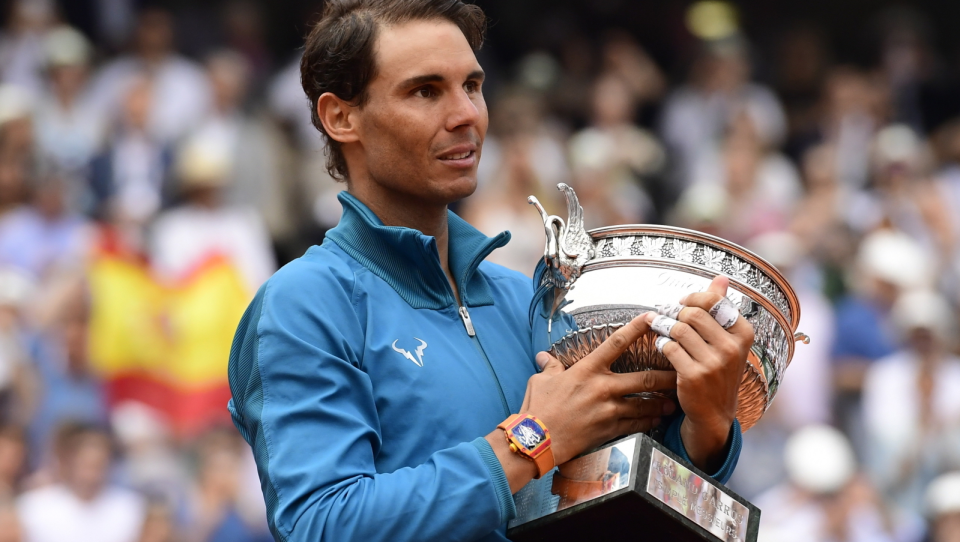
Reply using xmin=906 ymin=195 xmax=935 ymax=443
xmin=149 ymin=132 xmax=276 ymax=294
xmin=189 ymin=50 xmax=288 ymax=245
xmin=0 ymin=0 xmax=56 ymax=95
xmin=33 ymin=26 xmax=106 ymax=209
xmin=862 ymin=290 xmax=960 ymax=516
xmin=17 ymin=423 xmax=145 ymax=542
xmin=756 ymin=425 xmax=921 ymax=542
xmin=660 ymin=36 xmax=787 ymax=192
xmin=87 ymin=7 xmax=211 ymax=145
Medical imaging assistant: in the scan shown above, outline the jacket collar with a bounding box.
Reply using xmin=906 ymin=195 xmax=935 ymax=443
xmin=325 ymin=191 xmax=511 ymax=310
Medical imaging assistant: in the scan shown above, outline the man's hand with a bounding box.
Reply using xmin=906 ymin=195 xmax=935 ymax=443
xmin=487 ymin=316 xmax=677 ymax=492
xmin=643 ymin=275 xmax=754 ymax=472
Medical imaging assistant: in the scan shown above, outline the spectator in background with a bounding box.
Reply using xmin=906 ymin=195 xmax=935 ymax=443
xmin=0 ymin=168 xmax=92 ymax=280
xmin=33 ymin=26 xmax=105 ymax=211
xmin=90 ymin=75 xmax=172 ymax=226
xmin=792 ymin=144 xmax=853 ymax=252
xmin=0 ymin=85 xmax=35 ymax=217
xmin=816 ymin=67 xmax=883 ymax=192
xmin=857 ymin=124 xmax=954 ymax=256
xmin=17 ymin=423 xmax=145 ymax=542
xmin=925 ymin=472 xmax=960 ymax=542
xmin=660 ymin=36 xmax=786 ymax=192
xmin=88 ymin=7 xmax=211 ymax=144
xmin=0 ymin=0 xmax=56 ymax=94
xmin=221 ymin=1 xmax=272 ymax=87
xmin=0 ymin=269 xmax=35 ymax=427
xmin=755 ymin=425 xmax=919 ymax=542
xmin=110 ymin=402 xmax=188 ymax=524
xmin=568 ymin=72 xmax=665 ymax=226
xmin=773 ymin=25 xmax=830 ymax=162
xmin=190 ymin=50 xmax=288 ymax=245
xmin=150 ymin=131 xmax=275 ymax=294
xmin=26 ymin=276 xmax=107 ymax=464
xmin=862 ymin=290 xmax=960 ymax=515
xmin=832 ymin=229 xmax=932 ymax=445
xmin=683 ymin=107 xmax=802 ymax=245
xmin=186 ymin=429 xmax=270 ymax=542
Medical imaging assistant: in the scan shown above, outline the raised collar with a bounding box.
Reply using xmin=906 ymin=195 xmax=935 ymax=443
xmin=325 ymin=191 xmax=511 ymax=310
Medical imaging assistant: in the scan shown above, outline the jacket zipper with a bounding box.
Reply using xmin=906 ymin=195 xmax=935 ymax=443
xmin=459 ymin=306 xmax=511 ymax=418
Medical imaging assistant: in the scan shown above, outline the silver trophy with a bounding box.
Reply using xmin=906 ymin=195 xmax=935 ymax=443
xmin=508 ymin=184 xmax=807 ymax=542
xmin=528 ymin=183 xmax=808 ymax=432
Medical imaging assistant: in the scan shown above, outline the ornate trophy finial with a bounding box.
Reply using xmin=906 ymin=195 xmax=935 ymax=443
xmin=529 ymin=184 xmax=597 ymax=331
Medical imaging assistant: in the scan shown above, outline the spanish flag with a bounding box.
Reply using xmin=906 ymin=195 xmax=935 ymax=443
xmin=87 ymin=247 xmax=249 ymax=438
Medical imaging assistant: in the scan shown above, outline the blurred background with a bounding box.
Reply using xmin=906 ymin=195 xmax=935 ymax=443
xmin=0 ymin=0 xmax=959 ymax=540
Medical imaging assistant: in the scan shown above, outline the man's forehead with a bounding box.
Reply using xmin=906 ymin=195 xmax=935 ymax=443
xmin=372 ymin=19 xmax=480 ymax=85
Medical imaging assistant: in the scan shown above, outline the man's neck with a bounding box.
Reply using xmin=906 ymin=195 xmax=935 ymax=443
xmin=347 ymin=186 xmax=460 ymax=304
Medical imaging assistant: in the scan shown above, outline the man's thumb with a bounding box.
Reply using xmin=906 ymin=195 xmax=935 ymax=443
xmin=536 ymin=352 xmax=565 ymax=374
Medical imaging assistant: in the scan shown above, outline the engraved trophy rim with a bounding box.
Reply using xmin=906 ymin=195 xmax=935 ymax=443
xmin=585 ymin=223 xmax=801 ymax=331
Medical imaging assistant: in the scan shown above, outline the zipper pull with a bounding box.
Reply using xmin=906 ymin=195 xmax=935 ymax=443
xmin=459 ymin=306 xmax=476 ymax=337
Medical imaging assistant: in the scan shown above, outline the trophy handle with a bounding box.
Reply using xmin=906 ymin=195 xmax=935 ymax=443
xmin=528 ymin=185 xmax=598 ymax=333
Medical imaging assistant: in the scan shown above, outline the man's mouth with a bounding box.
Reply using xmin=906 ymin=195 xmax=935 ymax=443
xmin=440 ymin=151 xmax=474 ymax=160
xmin=437 ymin=146 xmax=478 ymax=168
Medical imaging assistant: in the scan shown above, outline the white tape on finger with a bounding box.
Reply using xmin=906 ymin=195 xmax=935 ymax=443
xmin=655 ymin=336 xmax=673 ymax=353
xmin=655 ymin=303 xmax=684 ymax=320
xmin=651 ymin=315 xmax=678 ymax=337
xmin=709 ymin=297 xmax=740 ymax=329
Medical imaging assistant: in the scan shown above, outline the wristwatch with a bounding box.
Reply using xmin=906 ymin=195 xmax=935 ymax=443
xmin=497 ymin=414 xmax=555 ymax=478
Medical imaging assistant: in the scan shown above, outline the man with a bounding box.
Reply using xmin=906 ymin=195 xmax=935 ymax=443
xmin=227 ymin=1 xmax=753 ymax=541
xmin=17 ymin=423 xmax=145 ymax=542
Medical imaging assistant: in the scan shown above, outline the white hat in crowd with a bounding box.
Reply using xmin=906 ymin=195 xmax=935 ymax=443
xmin=784 ymin=425 xmax=857 ymax=495
xmin=44 ymin=26 xmax=92 ymax=68
xmin=176 ymin=132 xmax=233 ymax=190
xmin=925 ymin=471 xmax=960 ymax=518
xmin=856 ymin=229 xmax=933 ymax=290
xmin=874 ymin=124 xmax=923 ymax=167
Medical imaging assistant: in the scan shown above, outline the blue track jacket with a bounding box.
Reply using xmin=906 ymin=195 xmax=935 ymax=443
xmin=228 ymin=192 xmax=741 ymax=542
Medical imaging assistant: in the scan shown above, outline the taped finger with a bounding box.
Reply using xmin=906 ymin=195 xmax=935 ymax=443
xmin=655 ymin=303 xmax=685 ymax=320
xmin=655 ymin=336 xmax=674 ymax=353
xmin=651 ymin=315 xmax=678 ymax=337
xmin=709 ymin=297 xmax=740 ymax=330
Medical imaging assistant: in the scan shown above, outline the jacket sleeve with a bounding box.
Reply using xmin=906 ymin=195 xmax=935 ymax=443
xmin=662 ymin=414 xmax=741 ymax=484
xmin=227 ymin=272 xmax=513 ymax=542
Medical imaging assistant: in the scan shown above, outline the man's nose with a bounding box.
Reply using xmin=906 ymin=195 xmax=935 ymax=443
xmin=445 ymin=88 xmax=482 ymax=132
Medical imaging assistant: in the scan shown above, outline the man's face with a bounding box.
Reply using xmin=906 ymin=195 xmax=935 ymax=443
xmin=350 ymin=19 xmax=487 ymax=206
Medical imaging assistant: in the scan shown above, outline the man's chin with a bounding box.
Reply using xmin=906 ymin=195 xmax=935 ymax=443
xmin=432 ymin=175 xmax=478 ymax=204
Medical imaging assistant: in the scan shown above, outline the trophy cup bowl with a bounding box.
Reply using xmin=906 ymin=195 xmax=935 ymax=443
xmin=529 ymin=184 xmax=807 ymax=432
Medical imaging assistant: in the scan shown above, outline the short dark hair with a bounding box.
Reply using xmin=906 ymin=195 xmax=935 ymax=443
xmin=300 ymin=0 xmax=487 ymax=181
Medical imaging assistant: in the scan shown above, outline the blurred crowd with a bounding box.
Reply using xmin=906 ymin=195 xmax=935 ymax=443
xmin=0 ymin=0 xmax=958 ymax=541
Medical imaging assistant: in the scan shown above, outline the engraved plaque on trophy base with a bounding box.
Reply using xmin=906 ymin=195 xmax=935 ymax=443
xmin=507 ymin=432 xmax=760 ymax=542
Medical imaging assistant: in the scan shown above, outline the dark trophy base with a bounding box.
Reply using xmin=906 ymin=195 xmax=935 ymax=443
xmin=507 ymin=433 xmax=759 ymax=542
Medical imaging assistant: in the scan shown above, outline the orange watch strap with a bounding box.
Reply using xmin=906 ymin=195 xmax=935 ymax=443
xmin=497 ymin=414 xmax=555 ymax=479
xmin=533 ymin=445 xmax=555 ymax=479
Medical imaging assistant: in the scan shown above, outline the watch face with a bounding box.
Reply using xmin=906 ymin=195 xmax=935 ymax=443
xmin=512 ymin=419 xmax=546 ymax=450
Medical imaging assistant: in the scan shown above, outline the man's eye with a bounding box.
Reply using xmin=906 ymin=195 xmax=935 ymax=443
xmin=415 ymin=87 xmax=435 ymax=98
xmin=464 ymin=81 xmax=480 ymax=93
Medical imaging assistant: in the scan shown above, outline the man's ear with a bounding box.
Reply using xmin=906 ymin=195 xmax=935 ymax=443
xmin=317 ymin=92 xmax=360 ymax=144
